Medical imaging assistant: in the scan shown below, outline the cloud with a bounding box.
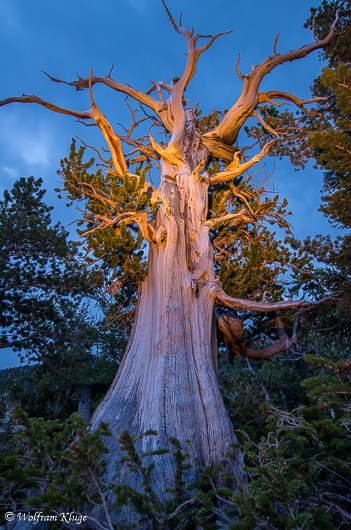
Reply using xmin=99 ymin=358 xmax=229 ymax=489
xmin=0 ymin=114 xmax=53 ymax=167
xmin=19 ymin=135 xmax=51 ymax=165
xmin=2 ymin=166 xmax=19 ymax=179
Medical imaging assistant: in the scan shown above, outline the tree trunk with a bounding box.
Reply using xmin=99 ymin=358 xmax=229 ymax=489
xmin=92 ymin=155 xmax=245 ymax=504
xmin=77 ymin=384 xmax=92 ymax=422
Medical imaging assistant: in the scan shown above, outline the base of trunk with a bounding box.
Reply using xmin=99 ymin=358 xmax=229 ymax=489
xmin=92 ymin=266 xmax=245 ymax=521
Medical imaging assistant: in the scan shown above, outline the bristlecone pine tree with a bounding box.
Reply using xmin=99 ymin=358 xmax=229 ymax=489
xmin=0 ymin=2 xmax=344 ymax=502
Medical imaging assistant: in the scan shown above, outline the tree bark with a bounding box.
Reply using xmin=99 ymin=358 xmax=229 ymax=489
xmin=92 ymin=152 xmax=245 ymax=504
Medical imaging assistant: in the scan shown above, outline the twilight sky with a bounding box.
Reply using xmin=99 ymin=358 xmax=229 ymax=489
xmin=0 ymin=0 xmax=335 ymax=369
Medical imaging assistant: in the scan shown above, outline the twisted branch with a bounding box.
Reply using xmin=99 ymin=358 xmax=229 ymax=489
xmin=258 ymin=91 xmax=328 ymax=116
xmin=210 ymin=140 xmax=276 ymax=186
xmin=162 ymin=0 xmax=230 ymax=155
xmin=218 ymin=312 xmax=297 ymax=363
xmin=204 ymin=10 xmax=341 ymax=146
xmin=42 ymin=70 xmax=173 ymax=132
xmin=210 ymin=283 xmax=305 ymax=312
xmin=0 ymin=94 xmax=92 ymax=120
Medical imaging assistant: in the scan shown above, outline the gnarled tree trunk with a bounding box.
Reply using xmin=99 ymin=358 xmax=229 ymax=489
xmin=92 ymin=148 xmax=245 ymax=498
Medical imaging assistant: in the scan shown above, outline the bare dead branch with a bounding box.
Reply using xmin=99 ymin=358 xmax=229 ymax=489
xmin=273 ymin=33 xmax=280 ymax=55
xmin=210 ymin=282 xmax=305 ymax=312
xmin=77 ymin=120 xmax=97 ymax=127
xmin=146 ymin=79 xmax=173 ymax=96
xmin=210 ymin=140 xmax=276 ymax=186
xmin=0 ymin=94 xmax=93 ymax=120
xmin=42 ymin=70 xmax=174 ymax=133
xmin=75 ymin=136 xmax=110 ymax=164
xmin=120 ymin=137 xmax=159 ymax=167
xmin=147 ymin=79 xmax=167 ymax=105
xmin=138 ymin=104 xmax=166 ymax=131
xmin=196 ymin=31 xmax=232 ymax=55
xmin=0 ymin=74 xmax=129 ymax=176
xmin=235 ymin=53 xmax=249 ymax=80
xmin=204 ymin=10 xmax=341 ymax=145
xmin=162 ymin=0 xmax=179 ymax=31
xmin=161 ymin=2 xmax=199 ymax=154
xmin=251 ymin=111 xmax=282 ymax=137
xmin=42 ymin=69 xmax=162 ymax=117
xmin=124 ymin=98 xmax=144 ymax=137
xmin=258 ymin=91 xmax=327 ymax=115
xmin=162 ymin=0 xmax=229 ymax=155
xmin=107 ymin=63 xmax=114 ymax=78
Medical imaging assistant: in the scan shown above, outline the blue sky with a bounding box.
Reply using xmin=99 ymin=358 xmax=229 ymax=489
xmin=0 ymin=0 xmax=335 ymax=369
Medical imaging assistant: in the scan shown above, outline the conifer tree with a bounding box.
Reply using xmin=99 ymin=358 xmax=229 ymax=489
xmin=298 ymin=1 xmax=351 ymax=336
xmin=0 ymin=177 xmax=124 ymax=421
xmin=0 ymin=176 xmax=85 ymax=359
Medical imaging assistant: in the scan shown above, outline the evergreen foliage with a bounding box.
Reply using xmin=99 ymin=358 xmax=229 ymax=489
xmin=245 ymin=0 xmax=351 ymax=339
xmin=56 ymin=139 xmax=154 ymax=300
xmin=207 ymin=166 xmax=308 ymax=302
xmin=0 ymin=178 xmax=126 ymax=424
xmin=1 ymin=347 xmax=350 ymax=528
xmin=0 ymin=176 xmax=86 ymax=358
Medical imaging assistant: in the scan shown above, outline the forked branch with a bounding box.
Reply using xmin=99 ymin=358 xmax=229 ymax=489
xmin=0 ymin=71 xmax=129 ymax=177
xmin=42 ymin=70 xmax=173 ymax=132
xmin=204 ymin=10 xmax=341 ymax=146
xmin=162 ymin=0 xmax=230 ymax=155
